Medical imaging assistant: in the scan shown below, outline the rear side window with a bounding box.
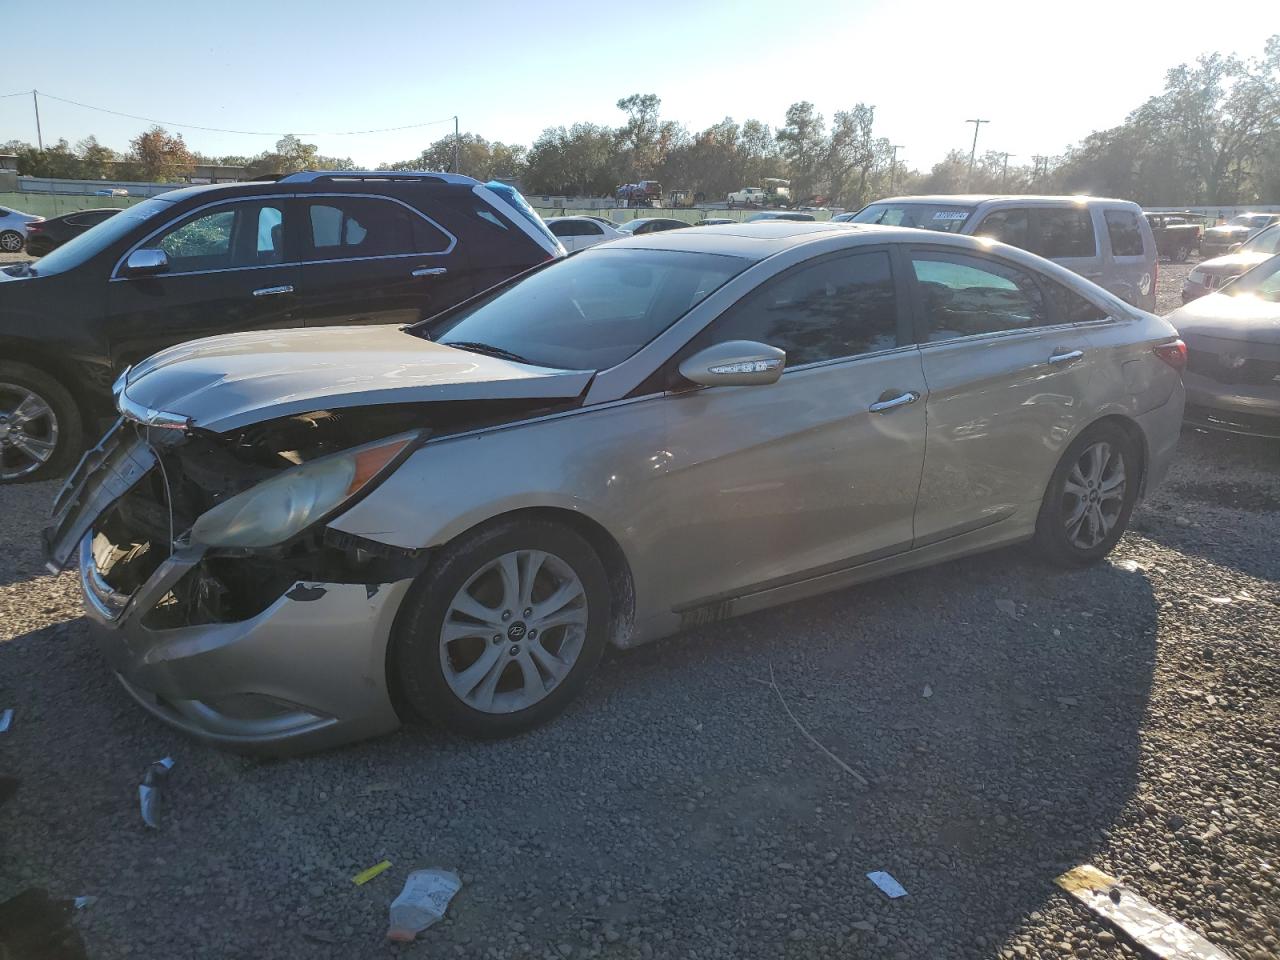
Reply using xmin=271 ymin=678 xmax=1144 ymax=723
xmin=911 ymin=251 xmax=1047 ymax=340
xmin=548 ymin=221 xmax=578 ymax=238
xmin=1038 ymin=209 xmax=1096 ymax=259
xmin=303 ymin=197 xmax=449 ymax=260
xmin=1044 ymin=280 xmax=1108 ymax=323
xmin=973 ymin=208 xmax=1031 ymax=250
xmin=704 ymin=251 xmax=899 ymax=366
xmin=1104 ymin=210 xmax=1146 ymax=257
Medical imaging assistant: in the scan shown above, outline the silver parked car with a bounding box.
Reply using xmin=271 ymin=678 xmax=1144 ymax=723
xmin=46 ymin=222 xmax=1186 ymax=754
xmin=1182 ymin=222 xmax=1280 ymax=302
xmin=851 ymin=195 xmax=1158 ymax=311
xmin=0 ymin=205 xmax=43 ymax=253
xmin=1169 ymin=253 xmax=1280 ymax=438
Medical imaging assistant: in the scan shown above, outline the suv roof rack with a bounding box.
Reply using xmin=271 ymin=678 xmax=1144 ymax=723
xmin=279 ymin=170 xmax=478 ymax=186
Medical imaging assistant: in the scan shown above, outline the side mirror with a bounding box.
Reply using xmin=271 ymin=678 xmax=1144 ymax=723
xmin=124 ymin=248 xmax=169 ymax=276
xmin=679 ymin=340 xmax=785 ymax=387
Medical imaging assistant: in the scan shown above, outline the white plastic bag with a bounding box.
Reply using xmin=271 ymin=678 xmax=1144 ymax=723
xmin=386 ymin=869 xmax=462 ymax=942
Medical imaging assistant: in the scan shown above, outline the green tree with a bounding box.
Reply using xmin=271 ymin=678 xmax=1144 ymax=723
xmin=524 ymin=123 xmax=619 ymax=196
xmin=76 ymin=136 xmax=118 ymax=179
xmin=776 ymin=102 xmax=826 ymax=203
xmin=128 ymin=126 xmax=195 ymax=182
xmin=615 ymin=93 xmax=663 ymax=179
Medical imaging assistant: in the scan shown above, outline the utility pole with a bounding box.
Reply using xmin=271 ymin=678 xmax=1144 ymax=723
xmin=889 ymin=144 xmax=904 ymax=193
xmin=452 ymin=115 xmax=459 ymax=174
xmin=1031 ymin=155 xmax=1048 ymax=187
xmin=32 ymin=89 xmax=43 ymax=151
xmin=965 ymin=118 xmax=989 ymax=189
xmin=999 ymin=152 xmax=1014 ymax=191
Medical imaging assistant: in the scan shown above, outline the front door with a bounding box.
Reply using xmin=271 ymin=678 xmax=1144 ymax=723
xmin=905 ymin=247 xmax=1101 ymax=544
xmin=653 ymin=248 xmax=928 ymax=611
xmin=105 ymin=198 xmax=299 ymax=370
xmin=291 ymin=195 xmax=473 ymax=328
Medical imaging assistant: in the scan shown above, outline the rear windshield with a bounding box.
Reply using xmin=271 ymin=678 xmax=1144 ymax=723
xmin=422 ymin=248 xmax=746 ymax=370
xmin=32 ymin=197 xmax=174 ymax=276
xmin=852 ymin=202 xmax=975 ymax=233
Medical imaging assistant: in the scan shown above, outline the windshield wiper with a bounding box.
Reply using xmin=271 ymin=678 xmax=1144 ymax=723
xmin=443 ymin=340 xmax=534 ymax=364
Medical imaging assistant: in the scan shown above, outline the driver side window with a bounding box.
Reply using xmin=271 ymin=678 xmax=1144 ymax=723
xmin=154 ymin=201 xmax=285 ymax=273
xmin=688 ymin=251 xmax=900 ymax=368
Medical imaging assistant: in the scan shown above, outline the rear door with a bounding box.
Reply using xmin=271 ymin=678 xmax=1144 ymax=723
xmin=292 ymin=195 xmax=472 ymax=328
xmin=1035 ymin=206 xmax=1102 ymax=284
xmin=655 ymin=248 xmax=928 ymax=609
xmin=906 ymin=247 xmax=1102 ymax=545
xmin=1101 ymin=206 xmax=1156 ymax=310
xmin=105 ymin=197 xmax=300 ymax=369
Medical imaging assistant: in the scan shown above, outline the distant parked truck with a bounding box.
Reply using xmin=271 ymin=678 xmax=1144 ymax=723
xmin=1143 ymin=211 xmax=1207 ymax=262
xmin=727 ymin=179 xmax=791 ymax=208
xmin=615 ymin=180 xmax=662 ymax=207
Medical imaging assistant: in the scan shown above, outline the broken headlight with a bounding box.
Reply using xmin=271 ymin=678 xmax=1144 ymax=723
xmin=190 ymin=433 xmax=417 ymax=549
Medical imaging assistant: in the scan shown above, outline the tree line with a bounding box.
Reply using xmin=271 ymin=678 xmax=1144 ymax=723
xmin=4 ymin=36 xmax=1276 ymax=206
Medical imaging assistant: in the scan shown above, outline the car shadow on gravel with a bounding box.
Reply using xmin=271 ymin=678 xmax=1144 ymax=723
xmin=597 ymin=544 xmax=1161 ymax=954
xmin=0 ymin=544 xmax=1160 ymax=959
xmin=1135 ymin=429 xmax=1280 ymax=582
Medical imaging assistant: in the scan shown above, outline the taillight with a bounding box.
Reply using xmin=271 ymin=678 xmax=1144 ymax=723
xmin=1154 ymin=339 xmax=1187 ymax=371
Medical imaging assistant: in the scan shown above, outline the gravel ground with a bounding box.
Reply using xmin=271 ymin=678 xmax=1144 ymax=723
xmin=2 ymin=259 xmax=1278 ymax=960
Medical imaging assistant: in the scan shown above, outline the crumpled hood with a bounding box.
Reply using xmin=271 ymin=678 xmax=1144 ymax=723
xmin=1167 ymin=292 xmax=1280 ymax=346
xmin=1193 ymin=251 xmax=1272 ymax=277
xmin=121 ymin=325 xmax=594 ymax=433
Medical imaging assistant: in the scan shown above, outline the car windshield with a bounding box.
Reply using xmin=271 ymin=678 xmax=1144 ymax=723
xmin=1241 ymin=224 xmax=1280 ymax=255
xmin=32 ymin=197 xmax=174 ymax=275
xmin=852 ymin=202 xmax=975 ymax=232
xmin=421 ymin=248 xmax=746 ymax=370
xmin=1225 ymin=256 xmax=1280 ymax=302
xmin=617 ymin=220 xmax=647 ymax=233
xmin=1228 ymin=214 xmax=1271 ymax=228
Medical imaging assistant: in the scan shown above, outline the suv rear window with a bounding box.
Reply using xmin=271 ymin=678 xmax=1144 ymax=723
xmin=1104 ymin=210 xmax=1146 ymax=257
xmin=852 ymin=203 xmax=974 ymax=233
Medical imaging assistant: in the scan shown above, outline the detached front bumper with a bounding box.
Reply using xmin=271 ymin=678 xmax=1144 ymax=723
xmin=79 ymin=535 xmax=411 ymax=755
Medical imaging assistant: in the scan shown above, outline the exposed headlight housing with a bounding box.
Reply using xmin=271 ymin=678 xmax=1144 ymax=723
xmin=190 ymin=432 xmax=418 ymax=549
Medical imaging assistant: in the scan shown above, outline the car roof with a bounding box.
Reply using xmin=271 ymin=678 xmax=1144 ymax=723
xmin=605 ymin=221 xmax=1128 ymax=289
xmin=869 ymin=194 xmax=1137 ymax=207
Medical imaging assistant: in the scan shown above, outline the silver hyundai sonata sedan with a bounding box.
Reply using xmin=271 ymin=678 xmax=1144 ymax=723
xmin=46 ymin=222 xmax=1186 ymax=754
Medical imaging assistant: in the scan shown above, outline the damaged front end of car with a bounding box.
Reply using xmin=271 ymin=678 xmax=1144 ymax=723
xmin=46 ymin=392 xmax=577 ymax=753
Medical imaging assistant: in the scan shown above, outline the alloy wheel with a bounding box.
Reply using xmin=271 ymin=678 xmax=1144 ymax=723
xmin=1061 ymin=440 xmax=1126 ymax=550
xmin=0 ymin=383 xmax=59 ymax=480
xmin=0 ymin=231 xmax=23 ymax=253
xmin=439 ymin=549 xmax=588 ymax=714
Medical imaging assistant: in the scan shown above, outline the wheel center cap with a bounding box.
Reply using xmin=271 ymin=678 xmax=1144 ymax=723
xmin=506 ymin=621 xmax=527 ymax=641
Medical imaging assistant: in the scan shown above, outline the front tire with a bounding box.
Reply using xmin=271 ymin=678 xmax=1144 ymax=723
xmin=0 ymin=230 xmax=24 ymax=253
xmin=1033 ymin=422 xmax=1141 ymax=567
xmin=0 ymin=361 xmax=84 ymax=483
xmin=391 ymin=518 xmax=611 ymax=739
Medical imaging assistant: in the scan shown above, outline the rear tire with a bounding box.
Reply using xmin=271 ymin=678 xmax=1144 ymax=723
xmin=391 ymin=518 xmax=611 ymax=739
xmin=1173 ymin=243 xmax=1189 ymax=263
xmin=0 ymin=361 xmax=84 ymax=484
xmin=1033 ymin=422 xmax=1141 ymax=567
xmin=0 ymin=230 xmax=24 ymax=253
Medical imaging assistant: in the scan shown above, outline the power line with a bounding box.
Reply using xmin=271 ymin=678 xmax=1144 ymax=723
xmin=0 ymin=90 xmax=33 ymax=99
xmin=17 ymin=90 xmax=457 ymax=137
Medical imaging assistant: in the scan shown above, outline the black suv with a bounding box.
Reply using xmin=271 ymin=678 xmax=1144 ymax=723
xmin=0 ymin=171 xmax=564 ymax=482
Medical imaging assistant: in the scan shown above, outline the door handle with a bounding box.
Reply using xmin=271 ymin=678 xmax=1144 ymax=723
xmin=411 ymin=266 xmax=448 ymax=278
xmin=869 ymin=391 xmax=920 ymax=413
xmin=1048 ymin=349 xmax=1084 ymax=365
xmin=252 ymin=284 xmax=294 ymax=297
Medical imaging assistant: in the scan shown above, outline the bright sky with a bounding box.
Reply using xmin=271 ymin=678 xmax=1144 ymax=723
xmin=1 ymin=0 xmax=1275 ymax=172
